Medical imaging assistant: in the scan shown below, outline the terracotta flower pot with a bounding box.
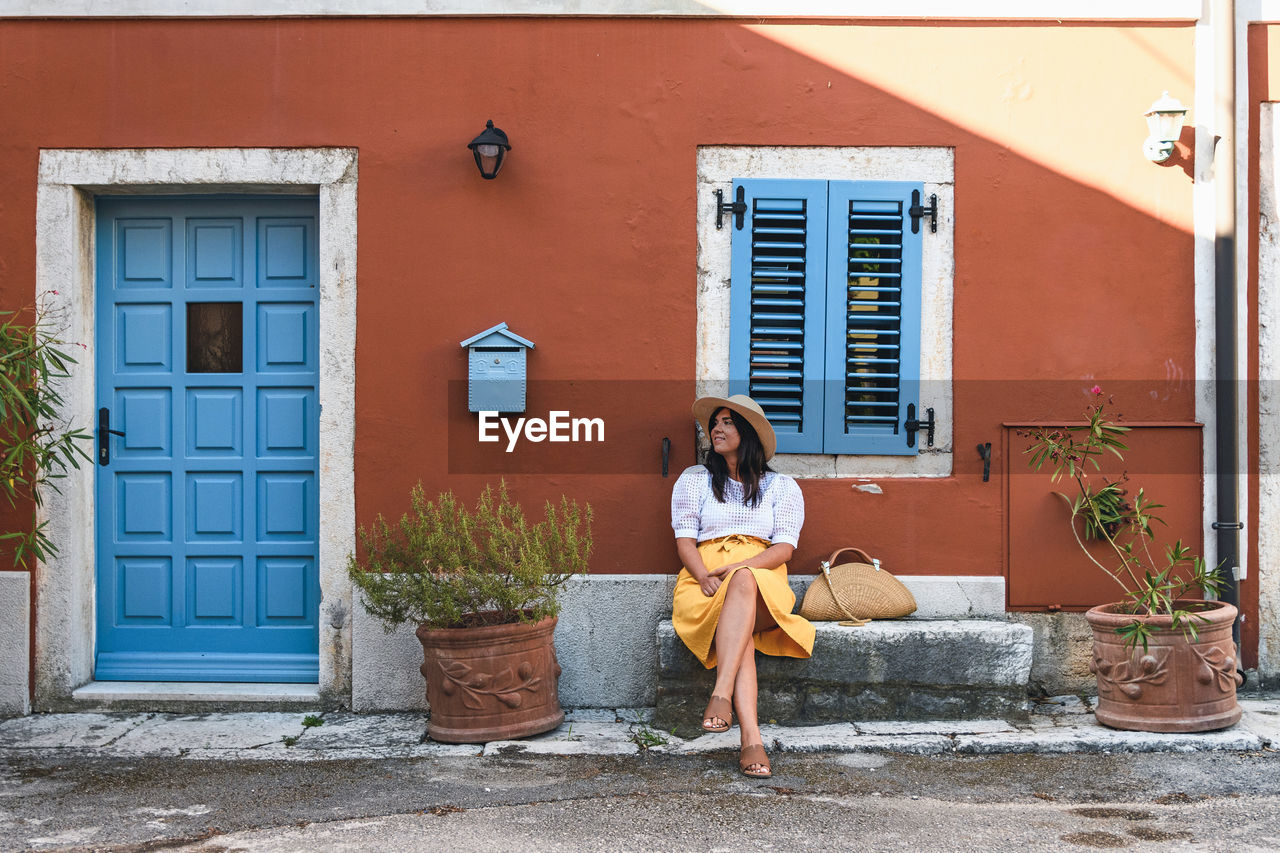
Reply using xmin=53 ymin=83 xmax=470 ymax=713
xmin=417 ymin=615 xmax=565 ymax=744
xmin=1086 ymin=600 xmax=1242 ymax=733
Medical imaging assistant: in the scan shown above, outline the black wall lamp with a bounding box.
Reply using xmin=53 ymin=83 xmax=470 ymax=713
xmin=467 ymin=119 xmax=511 ymax=180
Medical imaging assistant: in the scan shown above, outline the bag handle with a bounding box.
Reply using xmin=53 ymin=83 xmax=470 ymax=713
xmin=825 ymin=546 xmax=877 ymax=568
xmin=818 ymin=548 xmax=875 ymax=627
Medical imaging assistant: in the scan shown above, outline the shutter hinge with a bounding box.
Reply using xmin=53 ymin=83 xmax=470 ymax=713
xmin=908 ymin=190 xmax=938 ymax=235
xmin=904 ymin=404 xmax=935 ymax=448
xmin=715 ymin=186 xmax=748 ymax=231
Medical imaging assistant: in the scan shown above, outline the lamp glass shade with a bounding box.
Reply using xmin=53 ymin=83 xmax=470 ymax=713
xmin=1143 ymin=91 xmax=1188 ymax=144
xmin=467 ymin=120 xmax=511 ymax=180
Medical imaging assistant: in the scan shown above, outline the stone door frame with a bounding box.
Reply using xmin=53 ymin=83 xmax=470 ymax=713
xmin=33 ymin=148 xmax=357 ymax=707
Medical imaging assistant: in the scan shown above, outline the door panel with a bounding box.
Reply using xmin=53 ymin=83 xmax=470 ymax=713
xmin=95 ymin=197 xmax=320 ymax=682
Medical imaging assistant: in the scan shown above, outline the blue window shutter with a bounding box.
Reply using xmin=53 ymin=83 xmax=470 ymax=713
xmin=822 ymin=181 xmax=923 ymax=455
xmin=729 ymin=179 xmax=828 ymax=454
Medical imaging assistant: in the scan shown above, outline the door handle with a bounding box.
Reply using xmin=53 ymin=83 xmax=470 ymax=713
xmin=98 ymin=407 xmax=126 ymax=466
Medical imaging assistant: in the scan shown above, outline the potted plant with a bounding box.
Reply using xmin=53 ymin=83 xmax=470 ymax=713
xmin=348 ymin=481 xmax=592 ymax=743
xmin=1023 ymin=387 xmax=1241 ymax=733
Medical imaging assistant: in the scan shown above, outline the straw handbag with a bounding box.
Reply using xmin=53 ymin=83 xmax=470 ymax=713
xmin=798 ymin=547 xmax=917 ymax=626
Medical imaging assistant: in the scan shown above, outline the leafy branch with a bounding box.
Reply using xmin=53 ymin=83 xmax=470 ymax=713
xmin=0 ymin=308 xmax=92 ymax=569
xmin=347 ymin=481 xmax=592 ymax=630
xmin=1022 ymin=388 xmax=1223 ymax=650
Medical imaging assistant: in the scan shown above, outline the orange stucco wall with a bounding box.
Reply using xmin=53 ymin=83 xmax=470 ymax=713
xmin=0 ymin=20 xmax=1199 ymax=608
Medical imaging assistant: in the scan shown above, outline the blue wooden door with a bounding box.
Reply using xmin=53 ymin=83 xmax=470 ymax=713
xmin=94 ymin=197 xmax=320 ymax=682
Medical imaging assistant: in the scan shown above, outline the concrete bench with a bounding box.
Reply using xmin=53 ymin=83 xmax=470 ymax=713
xmin=653 ymin=619 xmax=1034 ymax=737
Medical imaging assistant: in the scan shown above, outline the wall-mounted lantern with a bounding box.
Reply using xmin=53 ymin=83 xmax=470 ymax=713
xmin=1143 ymin=91 xmax=1189 ymax=163
xmin=460 ymin=322 xmax=535 ymax=413
xmin=467 ymin=120 xmax=512 ymax=180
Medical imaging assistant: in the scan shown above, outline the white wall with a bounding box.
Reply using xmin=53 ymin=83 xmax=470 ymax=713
xmin=0 ymin=1 xmax=1202 ymax=19
xmin=0 ymin=573 xmax=30 ymax=715
xmin=1256 ymin=105 xmax=1280 ymax=681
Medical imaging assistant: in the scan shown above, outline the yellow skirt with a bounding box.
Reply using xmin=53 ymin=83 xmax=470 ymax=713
xmin=672 ymin=534 xmax=816 ymax=670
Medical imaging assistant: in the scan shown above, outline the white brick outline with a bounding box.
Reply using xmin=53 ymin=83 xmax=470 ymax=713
xmin=696 ymin=146 xmax=954 ymax=479
xmin=34 ymin=148 xmax=357 ymax=707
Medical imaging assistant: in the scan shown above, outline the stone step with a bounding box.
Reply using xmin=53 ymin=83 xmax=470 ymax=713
xmin=68 ymin=681 xmax=323 ymax=714
xmin=654 ymin=619 xmax=1034 ymax=737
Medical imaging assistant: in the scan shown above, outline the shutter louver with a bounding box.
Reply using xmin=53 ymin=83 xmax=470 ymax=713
xmin=843 ymin=197 xmax=904 ymax=433
xmin=748 ymin=197 xmax=808 ymax=433
xmin=729 ymin=180 xmax=827 ymax=454
xmin=824 ymin=181 xmax=922 ymax=455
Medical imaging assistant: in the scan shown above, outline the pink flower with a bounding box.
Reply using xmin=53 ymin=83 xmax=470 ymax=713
xmin=1090 ymin=385 xmax=1103 ymax=396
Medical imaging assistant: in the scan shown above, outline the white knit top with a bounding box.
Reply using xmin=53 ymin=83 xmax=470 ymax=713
xmin=670 ymin=465 xmax=805 ymax=548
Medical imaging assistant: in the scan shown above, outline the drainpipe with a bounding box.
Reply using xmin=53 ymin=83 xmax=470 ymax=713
xmin=1213 ymin=0 xmax=1242 ymax=644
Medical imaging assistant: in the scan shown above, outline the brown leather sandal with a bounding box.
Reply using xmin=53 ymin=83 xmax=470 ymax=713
xmin=701 ymin=695 xmax=733 ymax=733
xmin=739 ymin=743 xmax=772 ymax=778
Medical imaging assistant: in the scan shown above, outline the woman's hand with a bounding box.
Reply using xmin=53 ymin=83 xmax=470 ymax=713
xmin=677 ymin=537 xmax=721 ymax=596
xmin=699 ymin=561 xmax=747 ymax=596
xmin=707 ymin=561 xmax=747 ymax=578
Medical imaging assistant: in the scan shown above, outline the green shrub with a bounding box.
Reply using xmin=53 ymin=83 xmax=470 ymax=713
xmin=347 ymin=481 xmax=592 ymax=630
xmin=0 ymin=309 xmax=91 ymax=568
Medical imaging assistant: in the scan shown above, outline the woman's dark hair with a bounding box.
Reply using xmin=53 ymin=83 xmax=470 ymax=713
xmin=705 ymin=407 xmax=772 ymax=507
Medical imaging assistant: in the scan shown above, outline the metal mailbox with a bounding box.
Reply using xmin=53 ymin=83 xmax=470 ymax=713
xmin=460 ymin=322 xmax=535 ymax=413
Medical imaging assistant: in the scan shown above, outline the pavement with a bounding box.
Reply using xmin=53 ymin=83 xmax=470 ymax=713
xmin=3 ymin=695 xmax=1280 ymax=761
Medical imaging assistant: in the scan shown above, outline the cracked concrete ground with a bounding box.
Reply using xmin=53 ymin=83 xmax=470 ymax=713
xmin=2 ymin=698 xmax=1280 ymax=850
xmin=3 ymin=746 xmax=1280 ymax=851
xmin=4 ymin=697 xmax=1280 ymax=762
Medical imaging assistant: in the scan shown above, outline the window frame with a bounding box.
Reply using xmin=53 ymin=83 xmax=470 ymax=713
xmin=696 ymin=146 xmax=954 ymax=479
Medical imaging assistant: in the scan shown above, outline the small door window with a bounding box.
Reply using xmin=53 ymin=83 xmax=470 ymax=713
xmin=187 ymin=302 xmax=243 ymax=373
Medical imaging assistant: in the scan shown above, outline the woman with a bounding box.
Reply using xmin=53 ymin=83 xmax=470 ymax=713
xmin=671 ymin=394 xmax=815 ymax=778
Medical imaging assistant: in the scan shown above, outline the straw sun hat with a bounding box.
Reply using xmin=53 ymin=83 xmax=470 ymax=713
xmin=692 ymin=394 xmax=778 ymax=461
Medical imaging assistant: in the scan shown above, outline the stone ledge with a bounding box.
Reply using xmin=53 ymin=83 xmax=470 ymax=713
xmin=66 ymin=682 xmax=324 ymax=714
xmin=654 ymin=619 xmax=1033 ymax=736
xmin=0 ymin=572 xmax=30 ymax=717
xmin=350 ymin=574 xmax=1006 ymax=713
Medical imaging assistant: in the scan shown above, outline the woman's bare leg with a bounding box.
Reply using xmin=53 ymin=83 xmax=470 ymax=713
xmin=733 ymin=638 xmax=759 ymax=737
xmin=705 ymin=570 xmax=759 ymax=727
xmin=753 ymin=586 xmax=778 ymax=634
xmin=736 ymin=588 xmax=775 ymax=774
